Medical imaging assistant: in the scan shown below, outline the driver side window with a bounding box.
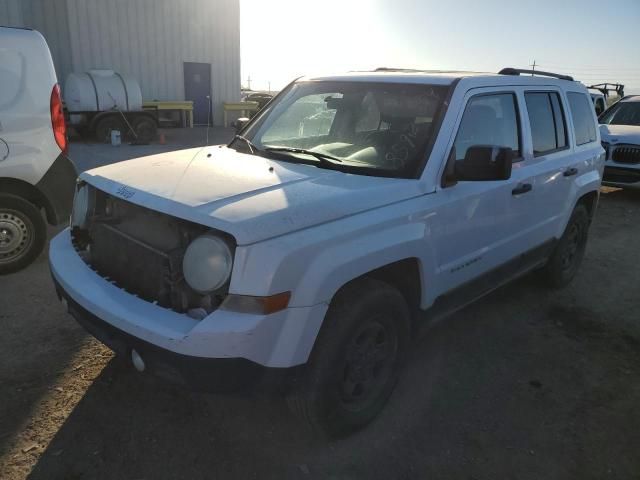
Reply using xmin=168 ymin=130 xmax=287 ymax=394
xmin=453 ymin=93 xmax=521 ymax=162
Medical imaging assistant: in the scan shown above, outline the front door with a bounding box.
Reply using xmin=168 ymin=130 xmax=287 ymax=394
xmin=432 ymin=88 xmax=537 ymax=296
xmin=183 ymin=62 xmax=212 ymax=125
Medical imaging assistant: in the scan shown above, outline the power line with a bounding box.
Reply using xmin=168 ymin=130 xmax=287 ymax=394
xmin=537 ymin=62 xmax=640 ymax=72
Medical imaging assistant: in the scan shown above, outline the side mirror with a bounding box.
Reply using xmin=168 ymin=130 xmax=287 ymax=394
xmin=455 ymin=146 xmax=513 ymax=181
xmin=232 ymin=117 xmax=250 ymax=132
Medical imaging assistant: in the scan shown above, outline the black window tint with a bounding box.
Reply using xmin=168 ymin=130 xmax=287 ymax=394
xmin=549 ymin=93 xmax=567 ymax=149
xmin=525 ymin=93 xmax=557 ymax=154
xmin=568 ymin=92 xmax=597 ymax=145
xmin=600 ymin=101 xmax=640 ymax=126
xmin=454 ymin=93 xmax=520 ymax=162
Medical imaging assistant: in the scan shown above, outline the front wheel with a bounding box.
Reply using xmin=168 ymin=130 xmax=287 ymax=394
xmin=0 ymin=194 xmax=47 ymax=275
xmin=542 ymin=204 xmax=590 ymax=288
xmin=287 ymin=277 xmax=410 ymax=437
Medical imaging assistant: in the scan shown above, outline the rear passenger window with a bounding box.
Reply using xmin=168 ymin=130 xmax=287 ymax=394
xmin=454 ymin=93 xmax=520 ymax=162
xmin=568 ymin=92 xmax=597 ymax=145
xmin=525 ymin=92 xmax=567 ymax=156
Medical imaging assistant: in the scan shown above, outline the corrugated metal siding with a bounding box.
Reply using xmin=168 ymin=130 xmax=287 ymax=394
xmin=20 ymin=0 xmax=74 ymax=83
xmin=64 ymin=0 xmax=240 ymax=124
xmin=0 ymin=0 xmax=24 ymax=26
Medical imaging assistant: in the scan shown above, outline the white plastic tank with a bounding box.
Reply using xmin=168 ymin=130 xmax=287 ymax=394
xmin=64 ymin=69 xmax=143 ymax=112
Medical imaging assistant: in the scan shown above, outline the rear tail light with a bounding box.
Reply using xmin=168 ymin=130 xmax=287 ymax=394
xmin=50 ymin=84 xmax=67 ymax=154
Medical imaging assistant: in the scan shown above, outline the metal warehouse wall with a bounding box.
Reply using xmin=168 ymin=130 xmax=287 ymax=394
xmin=1 ymin=0 xmax=241 ymax=125
xmin=1 ymin=0 xmax=74 ymax=86
xmin=0 ymin=0 xmax=23 ymax=26
xmin=65 ymin=0 xmax=241 ymax=124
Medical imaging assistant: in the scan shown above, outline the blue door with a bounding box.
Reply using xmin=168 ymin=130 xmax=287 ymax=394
xmin=183 ymin=62 xmax=212 ymax=125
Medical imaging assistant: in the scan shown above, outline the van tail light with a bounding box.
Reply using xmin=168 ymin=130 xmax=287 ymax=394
xmin=50 ymin=84 xmax=67 ymax=154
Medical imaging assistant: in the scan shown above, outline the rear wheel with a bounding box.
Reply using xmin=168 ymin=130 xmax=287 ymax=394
xmin=94 ymin=115 xmax=125 ymax=143
xmin=542 ymin=204 xmax=590 ymax=288
xmin=0 ymin=194 xmax=46 ymax=275
xmin=287 ymin=277 xmax=410 ymax=437
xmin=130 ymin=115 xmax=157 ymax=143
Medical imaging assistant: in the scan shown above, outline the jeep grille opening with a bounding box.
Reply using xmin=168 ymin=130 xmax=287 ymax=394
xmin=71 ymin=186 xmax=232 ymax=315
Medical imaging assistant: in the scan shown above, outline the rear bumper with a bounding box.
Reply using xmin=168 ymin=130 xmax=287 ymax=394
xmin=36 ymin=153 xmax=77 ymax=224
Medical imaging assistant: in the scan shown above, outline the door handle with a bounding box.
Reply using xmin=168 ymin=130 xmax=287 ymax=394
xmin=563 ymin=167 xmax=578 ymax=177
xmin=512 ymin=183 xmax=532 ymax=195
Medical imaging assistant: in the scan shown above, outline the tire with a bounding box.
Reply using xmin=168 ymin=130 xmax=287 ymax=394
xmin=542 ymin=204 xmax=590 ymax=288
xmin=130 ymin=116 xmax=157 ymax=143
xmin=0 ymin=194 xmax=47 ymax=275
xmin=287 ymin=277 xmax=410 ymax=437
xmin=94 ymin=115 xmax=125 ymax=143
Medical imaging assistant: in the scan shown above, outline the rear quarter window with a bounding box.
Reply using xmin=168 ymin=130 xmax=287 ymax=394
xmin=567 ymin=92 xmax=597 ymax=145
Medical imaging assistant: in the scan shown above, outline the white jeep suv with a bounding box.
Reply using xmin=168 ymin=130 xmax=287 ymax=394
xmin=50 ymin=68 xmax=604 ymax=436
xmin=599 ymin=95 xmax=640 ymax=188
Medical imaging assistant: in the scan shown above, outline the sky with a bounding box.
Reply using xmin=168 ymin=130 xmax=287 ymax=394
xmin=240 ymin=0 xmax=640 ymax=94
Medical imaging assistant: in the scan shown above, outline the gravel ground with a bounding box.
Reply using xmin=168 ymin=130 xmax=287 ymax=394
xmin=0 ymin=140 xmax=638 ymax=479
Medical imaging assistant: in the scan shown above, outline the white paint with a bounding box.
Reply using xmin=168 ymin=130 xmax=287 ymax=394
xmin=50 ymin=72 xmax=604 ymax=368
xmin=0 ymin=27 xmax=61 ymax=185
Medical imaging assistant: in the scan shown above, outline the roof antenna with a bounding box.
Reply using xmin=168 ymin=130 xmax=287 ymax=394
xmin=206 ymin=94 xmax=211 ymax=146
xmin=530 ymin=60 xmax=537 ymax=76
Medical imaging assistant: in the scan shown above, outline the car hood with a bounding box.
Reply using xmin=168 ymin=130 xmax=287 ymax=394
xmin=81 ymin=146 xmax=428 ymax=245
xmin=600 ymin=124 xmax=640 ymax=145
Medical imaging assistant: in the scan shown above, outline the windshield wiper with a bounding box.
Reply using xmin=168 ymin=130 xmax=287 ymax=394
xmin=234 ymin=134 xmax=260 ymax=155
xmin=264 ymin=146 xmax=343 ymax=166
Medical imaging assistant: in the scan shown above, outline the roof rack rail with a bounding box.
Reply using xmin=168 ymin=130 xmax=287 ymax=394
xmin=498 ymin=67 xmax=573 ymax=81
xmin=374 ymin=67 xmax=426 ymax=73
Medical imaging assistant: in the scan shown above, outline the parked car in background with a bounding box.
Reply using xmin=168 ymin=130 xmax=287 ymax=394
xmin=590 ymin=91 xmax=607 ymax=116
xmin=599 ymin=95 xmax=640 ymax=189
xmin=50 ymin=67 xmax=603 ymax=436
xmin=0 ymin=27 xmax=76 ymax=274
xmin=242 ymin=91 xmax=274 ymax=117
xmin=589 ymin=83 xmax=625 ymax=116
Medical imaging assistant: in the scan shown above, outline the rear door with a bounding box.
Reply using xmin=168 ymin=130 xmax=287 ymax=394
xmin=520 ymin=88 xmax=577 ymax=243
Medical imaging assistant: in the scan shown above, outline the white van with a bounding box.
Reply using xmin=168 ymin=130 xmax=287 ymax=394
xmin=0 ymin=26 xmax=77 ymax=274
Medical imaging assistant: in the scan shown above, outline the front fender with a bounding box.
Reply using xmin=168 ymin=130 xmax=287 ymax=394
xmin=230 ymin=196 xmax=437 ymax=308
xmin=294 ymin=222 xmax=428 ymax=307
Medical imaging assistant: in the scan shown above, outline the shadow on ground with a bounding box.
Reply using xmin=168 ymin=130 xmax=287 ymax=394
xmin=2 ymin=189 xmax=639 ymax=479
xmin=28 ymin=272 xmax=640 ymax=479
xmin=0 ymin=227 xmax=88 ymax=460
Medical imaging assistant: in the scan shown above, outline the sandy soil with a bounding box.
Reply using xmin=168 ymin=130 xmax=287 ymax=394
xmin=1 ymin=187 xmax=639 ymax=480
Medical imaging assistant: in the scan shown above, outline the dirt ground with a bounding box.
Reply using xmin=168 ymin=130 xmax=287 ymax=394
xmin=1 ymin=186 xmax=639 ymax=480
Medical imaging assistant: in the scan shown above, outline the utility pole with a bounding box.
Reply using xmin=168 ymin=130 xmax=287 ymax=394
xmin=530 ymin=60 xmax=537 ymax=75
xmin=268 ymin=81 xmax=271 ymax=94
xmin=246 ymin=75 xmax=252 ymax=91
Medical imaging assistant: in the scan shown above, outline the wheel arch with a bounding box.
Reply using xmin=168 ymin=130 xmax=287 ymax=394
xmin=0 ymin=177 xmax=56 ymax=224
xmin=576 ymin=189 xmax=599 ymax=220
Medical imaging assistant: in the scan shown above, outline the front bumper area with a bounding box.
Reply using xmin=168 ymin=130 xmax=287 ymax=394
xmin=602 ymin=164 xmax=640 ymax=189
xmin=53 ymin=277 xmax=294 ymax=392
xmin=50 ymin=228 xmax=328 ymax=391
